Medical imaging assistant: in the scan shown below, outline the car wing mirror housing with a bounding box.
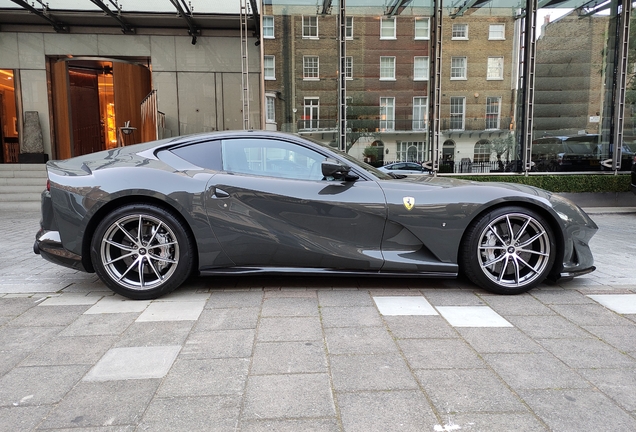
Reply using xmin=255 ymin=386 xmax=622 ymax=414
xmin=322 ymin=158 xmax=358 ymax=181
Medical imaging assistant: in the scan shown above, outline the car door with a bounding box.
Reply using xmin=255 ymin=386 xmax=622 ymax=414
xmin=204 ymin=137 xmax=387 ymax=271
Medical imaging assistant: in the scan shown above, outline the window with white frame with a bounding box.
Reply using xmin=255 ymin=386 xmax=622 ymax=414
xmin=380 ymin=56 xmax=396 ymax=80
xmin=303 ymin=98 xmax=319 ymax=129
xmin=397 ymin=141 xmax=425 ymax=162
xmin=266 ymin=95 xmax=276 ymax=123
xmin=264 ymin=55 xmax=275 ymax=80
xmin=474 ymin=140 xmax=491 ymax=163
xmin=487 ymin=57 xmax=504 ymax=80
xmin=302 ymin=16 xmax=318 ymax=38
xmin=412 ymin=97 xmax=428 ymax=131
xmin=413 ymin=56 xmax=429 ymax=81
xmin=485 ymin=97 xmax=501 ymax=130
xmin=414 ymin=17 xmax=430 ymax=40
xmin=489 ymin=24 xmax=505 ymax=40
xmin=380 ymin=17 xmax=396 ymax=39
xmin=450 ymin=97 xmax=465 ymax=130
xmin=380 ymin=97 xmax=395 ymax=131
xmin=346 ymin=16 xmax=353 ymax=39
xmin=345 ymin=56 xmax=353 ymax=79
xmin=451 ymin=23 xmax=468 ymax=39
xmin=263 ymin=16 xmax=274 ymax=38
xmin=303 ymin=56 xmax=319 ymax=79
xmin=450 ymin=57 xmax=467 ymax=80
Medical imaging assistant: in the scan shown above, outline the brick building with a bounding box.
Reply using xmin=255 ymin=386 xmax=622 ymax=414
xmin=439 ymin=10 xmax=518 ymax=170
xmin=262 ymin=4 xmax=432 ymax=164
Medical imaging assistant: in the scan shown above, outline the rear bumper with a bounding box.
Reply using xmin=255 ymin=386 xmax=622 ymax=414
xmin=34 ymin=228 xmax=86 ymax=272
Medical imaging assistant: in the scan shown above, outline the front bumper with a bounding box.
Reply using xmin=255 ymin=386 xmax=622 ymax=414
xmin=34 ymin=228 xmax=86 ymax=272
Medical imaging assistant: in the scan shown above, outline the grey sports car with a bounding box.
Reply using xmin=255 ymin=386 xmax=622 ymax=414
xmin=34 ymin=131 xmax=597 ymax=300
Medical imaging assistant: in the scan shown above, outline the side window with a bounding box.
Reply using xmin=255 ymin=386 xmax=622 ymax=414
xmin=222 ymin=138 xmax=327 ymax=181
xmin=170 ymin=140 xmax=221 ymax=170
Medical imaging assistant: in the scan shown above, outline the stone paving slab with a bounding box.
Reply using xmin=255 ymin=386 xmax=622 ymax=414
xmin=1 ymin=211 xmax=636 ymax=431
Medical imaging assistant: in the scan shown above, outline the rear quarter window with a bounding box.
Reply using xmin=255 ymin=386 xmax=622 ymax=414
xmin=170 ymin=141 xmax=222 ymax=170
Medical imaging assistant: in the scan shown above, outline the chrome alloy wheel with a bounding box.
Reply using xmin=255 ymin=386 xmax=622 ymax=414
xmin=477 ymin=212 xmax=551 ymax=288
xmin=100 ymin=214 xmax=180 ymax=291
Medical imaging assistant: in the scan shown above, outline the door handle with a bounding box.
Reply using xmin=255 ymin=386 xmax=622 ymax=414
xmin=211 ymin=187 xmax=230 ymax=199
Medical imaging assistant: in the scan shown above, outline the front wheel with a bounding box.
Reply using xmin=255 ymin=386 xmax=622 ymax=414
xmin=461 ymin=207 xmax=556 ymax=295
xmin=90 ymin=204 xmax=195 ymax=300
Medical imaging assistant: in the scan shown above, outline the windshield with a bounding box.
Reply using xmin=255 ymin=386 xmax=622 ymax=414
xmin=300 ymin=135 xmax=394 ymax=180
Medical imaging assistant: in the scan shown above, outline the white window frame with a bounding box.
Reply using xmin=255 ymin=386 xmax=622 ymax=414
xmin=473 ymin=141 xmax=491 ymax=163
xmin=396 ymin=141 xmax=425 ymax=162
xmin=303 ymin=97 xmax=320 ymax=130
xmin=265 ymin=94 xmax=276 ymax=124
xmin=302 ymin=16 xmax=318 ymax=39
xmin=345 ymin=56 xmax=353 ymax=79
xmin=487 ymin=57 xmax=504 ymax=80
xmin=450 ymin=97 xmax=465 ymax=131
xmin=489 ymin=23 xmax=505 ymax=40
xmin=346 ymin=16 xmax=354 ymax=39
xmin=413 ymin=56 xmax=429 ymax=81
xmin=303 ymin=56 xmax=319 ymax=80
xmin=380 ymin=56 xmax=396 ymax=81
xmin=485 ymin=97 xmax=501 ymax=130
xmin=414 ymin=17 xmax=430 ymax=40
xmin=450 ymin=57 xmax=467 ymax=80
xmin=263 ymin=16 xmax=274 ymax=39
xmin=264 ymin=55 xmax=275 ymax=80
xmin=451 ymin=23 xmax=468 ymax=40
xmin=380 ymin=97 xmax=395 ymax=132
xmin=412 ymin=97 xmax=428 ymax=131
xmin=380 ymin=17 xmax=396 ymax=39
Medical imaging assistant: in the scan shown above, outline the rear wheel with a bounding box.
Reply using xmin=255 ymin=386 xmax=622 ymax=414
xmin=90 ymin=204 xmax=194 ymax=300
xmin=461 ymin=206 xmax=556 ymax=295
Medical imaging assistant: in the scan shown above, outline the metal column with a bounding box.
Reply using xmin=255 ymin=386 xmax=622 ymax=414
xmin=427 ymin=0 xmax=443 ymax=174
xmin=240 ymin=0 xmax=251 ymax=130
xmin=338 ymin=0 xmax=347 ymax=152
xmin=518 ymin=0 xmax=537 ymax=174
xmin=611 ymin=0 xmax=630 ymax=171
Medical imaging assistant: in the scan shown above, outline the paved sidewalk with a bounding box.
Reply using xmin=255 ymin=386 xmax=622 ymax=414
xmin=1 ymin=211 xmax=635 ymax=431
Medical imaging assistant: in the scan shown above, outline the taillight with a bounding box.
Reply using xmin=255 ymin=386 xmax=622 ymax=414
xmin=46 ymin=179 xmax=50 ymax=192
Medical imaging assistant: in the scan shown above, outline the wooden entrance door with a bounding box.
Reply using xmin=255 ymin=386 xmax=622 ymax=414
xmin=113 ymin=62 xmax=152 ymax=146
xmin=69 ymin=69 xmax=102 ymax=156
xmin=51 ymin=60 xmax=73 ymax=160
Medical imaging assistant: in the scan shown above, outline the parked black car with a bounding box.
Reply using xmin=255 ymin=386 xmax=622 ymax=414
xmin=595 ymin=142 xmax=635 ymax=170
xmin=35 ymin=131 xmax=597 ymax=299
xmin=532 ymin=135 xmax=600 ymax=172
xmin=631 ymin=153 xmax=636 ymax=194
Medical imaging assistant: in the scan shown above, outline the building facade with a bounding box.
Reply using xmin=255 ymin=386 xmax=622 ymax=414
xmin=0 ymin=1 xmax=261 ymax=163
xmin=1 ymin=0 xmax=635 ymax=182
xmin=262 ymin=0 xmax=635 ymax=177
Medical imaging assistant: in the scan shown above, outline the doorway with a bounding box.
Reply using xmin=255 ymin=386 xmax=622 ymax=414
xmin=49 ymin=58 xmax=151 ymax=159
xmin=0 ymin=69 xmax=19 ymax=163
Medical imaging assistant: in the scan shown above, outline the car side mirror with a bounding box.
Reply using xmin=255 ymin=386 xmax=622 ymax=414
xmin=322 ymin=158 xmax=358 ymax=181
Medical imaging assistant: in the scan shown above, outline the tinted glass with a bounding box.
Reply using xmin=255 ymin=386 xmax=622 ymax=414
xmin=170 ymin=141 xmax=221 ymax=170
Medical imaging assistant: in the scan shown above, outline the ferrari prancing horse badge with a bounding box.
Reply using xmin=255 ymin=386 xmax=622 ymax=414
xmin=403 ymin=197 xmax=415 ymax=211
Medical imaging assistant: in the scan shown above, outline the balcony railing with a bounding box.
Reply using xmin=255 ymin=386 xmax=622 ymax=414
xmin=441 ymin=117 xmax=512 ymax=133
xmin=297 ymin=118 xmax=429 ymax=133
xmin=296 ymin=117 xmax=512 ymax=133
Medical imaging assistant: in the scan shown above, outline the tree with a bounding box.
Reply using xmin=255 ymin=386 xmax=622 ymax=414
xmin=490 ymin=133 xmax=515 ymax=163
xmin=341 ymin=99 xmax=380 ymax=154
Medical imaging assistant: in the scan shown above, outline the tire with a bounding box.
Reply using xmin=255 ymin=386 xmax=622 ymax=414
xmin=460 ymin=206 xmax=556 ymax=295
xmin=90 ymin=204 xmax=195 ymax=300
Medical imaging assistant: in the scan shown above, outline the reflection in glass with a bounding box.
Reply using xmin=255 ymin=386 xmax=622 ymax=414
xmin=533 ymin=0 xmax=627 ymax=172
xmin=262 ymin=1 xmax=433 ymax=166
xmin=440 ymin=0 xmax=519 ymax=174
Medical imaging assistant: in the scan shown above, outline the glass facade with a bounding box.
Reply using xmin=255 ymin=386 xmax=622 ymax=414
xmin=262 ymin=0 xmax=635 ymax=175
